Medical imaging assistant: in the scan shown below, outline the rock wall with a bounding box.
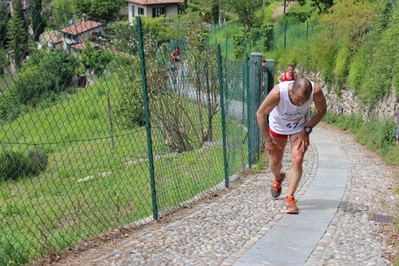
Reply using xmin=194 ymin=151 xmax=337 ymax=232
xmin=302 ymin=70 xmax=399 ymax=127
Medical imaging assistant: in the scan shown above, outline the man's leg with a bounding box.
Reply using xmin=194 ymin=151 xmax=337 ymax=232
xmin=286 ymin=133 xmax=307 ymax=196
xmin=269 ymin=135 xmax=287 ymax=180
xmin=283 ymin=133 xmax=307 ymax=214
xmin=269 ymin=136 xmax=287 ymax=199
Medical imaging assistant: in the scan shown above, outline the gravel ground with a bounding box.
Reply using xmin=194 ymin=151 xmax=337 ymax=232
xmin=34 ymin=122 xmax=399 ymax=266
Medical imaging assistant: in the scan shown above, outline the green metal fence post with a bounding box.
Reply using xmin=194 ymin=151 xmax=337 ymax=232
xmin=243 ymin=54 xmax=249 ymax=125
xmin=217 ymin=45 xmax=229 ymax=188
xmin=261 ymin=62 xmax=268 ymax=102
xmin=136 ymin=16 xmax=158 ymax=220
xmin=225 ymin=38 xmax=228 ymax=58
xmin=259 ymin=59 xmax=275 ymax=155
xmin=284 ymin=24 xmax=287 ymax=49
xmin=247 ymin=52 xmax=262 ymax=168
xmin=265 ymin=59 xmax=275 ymax=94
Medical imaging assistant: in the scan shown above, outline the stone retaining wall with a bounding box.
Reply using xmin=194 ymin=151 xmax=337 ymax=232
xmin=301 ymin=69 xmax=399 ymax=127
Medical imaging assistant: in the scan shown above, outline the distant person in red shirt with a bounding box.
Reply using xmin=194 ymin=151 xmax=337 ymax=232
xmin=277 ymin=64 xmax=296 ymax=83
xmin=171 ymin=46 xmax=181 ymax=62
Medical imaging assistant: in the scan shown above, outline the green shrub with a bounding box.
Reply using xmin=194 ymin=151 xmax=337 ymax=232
xmin=0 ymin=228 xmax=29 ymax=266
xmin=9 ymin=49 xmax=79 ymax=107
xmin=356 ymin=119 xmax=396 ymax=156
xmin=334 ymin=44 xmax=351 ymax=93
xmin=322 ymin=112 xmax=363 ymax=133
xmin=277 ymin=10 xmax=312 ymax=26
xmin=29 ymin=147 xmax=48 ymax=171
xmin=347 ymin=45 xmax=368 ymax=90
xmin=0 ymin=150 xmax=41 ymax=181
xmin=113 ymin=57 xmax=145 ymax=129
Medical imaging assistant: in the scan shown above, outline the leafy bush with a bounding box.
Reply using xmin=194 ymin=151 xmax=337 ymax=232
xmin=0 ymin=228 xmax=29 ymax=266
xmin=113 ymin=56 xmax=145 ymax=128
xmin=277 ymin=10 xmax=311 ymax=26
xmin=333 ymin=44 xmax=351 ymax=93
xmin=29 ymin=147 xmax=48 ymax=171
xmin=322 ymin=112 xmax=363 ymax=133
xmin=79 ymin=40 xmax=113 ymax=76
xmin=10 ymin=49 xmax=79 ymax=106
xmin=0 ymin=150 xmax=42 ymax=181
xmin=356 ymin=119 xmax=396 ymax=156
xmin=347 ymin=45 xmax=368 ymax=90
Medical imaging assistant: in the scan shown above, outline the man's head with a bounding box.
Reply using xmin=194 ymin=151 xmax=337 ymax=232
xmin=287 ymin=64 xmax=294 ymax=73
xmin=290 ymin=78 xmax=312 ymax=106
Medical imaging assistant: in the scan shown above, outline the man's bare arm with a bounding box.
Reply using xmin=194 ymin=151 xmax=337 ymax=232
xmin=277 ymin=73 xmax=284 ymax=83
xmin=256 ymin=85 xmax=281 ymax=141
xmin=306 ymin=83 xmax=327 ymax=128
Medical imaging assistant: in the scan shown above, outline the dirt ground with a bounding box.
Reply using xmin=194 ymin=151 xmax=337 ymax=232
xmin=271 ymin=1 xmax=298 ymax=24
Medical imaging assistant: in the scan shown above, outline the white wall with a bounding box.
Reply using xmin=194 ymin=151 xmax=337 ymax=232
xmin=128 ymin=2 xmax=179 ymax=24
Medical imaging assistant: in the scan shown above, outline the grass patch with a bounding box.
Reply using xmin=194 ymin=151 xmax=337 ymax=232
xmin=323 ymin=113 xmax=399 ymax=164
xmin=0 ymin=70 xmax=248 ymax=264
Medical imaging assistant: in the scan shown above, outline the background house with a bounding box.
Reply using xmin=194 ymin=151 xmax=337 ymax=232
xmin=59 ymin=15 xmax=103 ymax=51
xmin=126 ymin=0 xmax=184 ymax=24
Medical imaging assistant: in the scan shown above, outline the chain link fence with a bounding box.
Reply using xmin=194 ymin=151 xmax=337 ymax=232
xmin=0 ymin=4 xmax=250 ymax=265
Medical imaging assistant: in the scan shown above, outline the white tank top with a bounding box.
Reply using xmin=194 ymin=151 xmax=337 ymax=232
xmin=269 ymin=81 xmax=314 ymax=135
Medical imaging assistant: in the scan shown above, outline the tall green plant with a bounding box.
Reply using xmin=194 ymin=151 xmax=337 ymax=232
xmin=31 ymin=0 xmax=45 ymax=41
xmin=79 ymin=40 xmax=112 ymax=75
xmin=221 ymin=0 xmax=262 ymax=29
xmin=7 ymin=0 xmax=28 ymax=68
xmin=318 ymin=0 xmax=377 ymax=52
xmin=347 ymin=45 xmax=368 ymax=90
xmin=0 ymin=5 xmax=9 ymax=48
xmin=211 ymin=0 xmax=220 ymax=24
xmin=72 ymin=0 xmax=125 ymax=20
xmin=333 ymin=44 xmax=351 ymax=92
xmin=113 ymin=55 xmax=145 ymax=128
xmin=9 ymin=50 xmax=79 ymax=106
xmin=356 ymin=6 xmax=399 ymax=105
xmin=53 ymin=0 xmax=73 ymax=28
xmin=297 ymin=0 xmax=333 ymax=14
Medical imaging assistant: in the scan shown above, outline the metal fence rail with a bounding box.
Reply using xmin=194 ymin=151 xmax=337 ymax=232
xmin=0 ymin=5 xmax=250 ymax=265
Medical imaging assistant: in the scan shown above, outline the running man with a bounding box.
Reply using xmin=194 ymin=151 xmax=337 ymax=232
xmin=277 ymin=64 xmax=296 ymax=83
xmin=256 ymin=78 xmax=327 ymax=214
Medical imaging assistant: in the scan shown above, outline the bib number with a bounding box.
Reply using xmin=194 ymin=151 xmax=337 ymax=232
xmin=286 ymin=122 xmax=299 ymax=129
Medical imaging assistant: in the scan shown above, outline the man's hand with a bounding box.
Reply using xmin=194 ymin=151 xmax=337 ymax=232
xmin=292 ymin=130 xmax=310 ymax=153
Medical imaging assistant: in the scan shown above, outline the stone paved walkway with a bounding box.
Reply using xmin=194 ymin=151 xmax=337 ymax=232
xmin=49 ymin=122 xmax=399 ymax=266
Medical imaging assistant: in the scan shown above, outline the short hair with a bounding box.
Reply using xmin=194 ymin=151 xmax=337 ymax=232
xmin=292 ymin=78 xmax=312 ymax=96
xmin=287 ymin=64 xmax=294 ymax=68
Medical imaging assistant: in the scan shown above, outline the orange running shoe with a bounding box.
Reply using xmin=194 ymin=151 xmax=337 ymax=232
xmin=284 ymin=195 xmax=299 ymax=214
xmin=270 ymin=172 xmax=286 ymax=199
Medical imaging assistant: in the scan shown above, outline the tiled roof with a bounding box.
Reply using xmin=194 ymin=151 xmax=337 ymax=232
xmin=125 ymin=0 xmax=184 ymax=4
xmin=60 ymin=20 xmax=103 ymax=35
xmin=70 ymin=43 xmax=96 ymax=50
xmin=51 ymin=40 xmax=62 ymax=45
xmin=70 ymin=43 xmax=86 ymax=50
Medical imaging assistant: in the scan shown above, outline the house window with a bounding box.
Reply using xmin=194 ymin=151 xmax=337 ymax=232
xmin=131 ymin=5 xmax=135 ymax=17
xmin=152 ymin=7 xmax=165 ymax=18
xmin=138 ymin=7 xmax=144 ymax=15
xmin=65 ymin=33 xmax=76 ymax=41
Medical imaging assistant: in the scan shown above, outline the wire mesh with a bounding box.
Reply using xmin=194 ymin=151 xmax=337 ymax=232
xmin=272 ymin=22 xmax=320 ymax=50
xmin=0 ymin=4 xmax=249 ymax=265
